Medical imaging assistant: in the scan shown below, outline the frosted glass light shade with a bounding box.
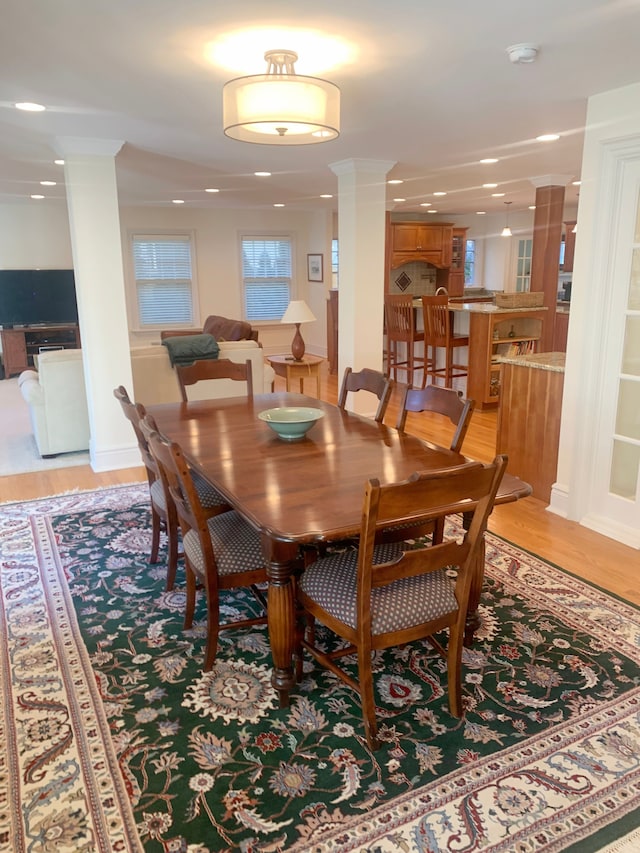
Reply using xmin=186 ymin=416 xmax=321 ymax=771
xmin=223 ymin=68 xmax=339 ymax=145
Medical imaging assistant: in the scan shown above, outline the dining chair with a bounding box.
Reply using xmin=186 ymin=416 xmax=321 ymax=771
xmin=114 ymin=385 xmax=179 ymax=587
xmin=338 ymin=367 xmax=394 ymax=424
xmin=143 ymin=418 xmax=268 ymax=670
xmin=421 ymin=295 xmax=469 ymax=387
xmin=175 ymin=358 xmax=253 ymax=403
xmin=115 ymin=386 xmax=230 ymax=590
xmin=396 ymin=384 xmax=475 ymax=453
xmin=385 ymin=384 xmax=476 ymax=546
xmin=296 ymin=454 xmax=507 ymax=750
xmin=384 ymin=294 xmax=430 ymax=387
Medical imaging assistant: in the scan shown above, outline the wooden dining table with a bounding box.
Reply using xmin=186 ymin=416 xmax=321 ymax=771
xmin=148 ymin=391 xmax=531 ymax=706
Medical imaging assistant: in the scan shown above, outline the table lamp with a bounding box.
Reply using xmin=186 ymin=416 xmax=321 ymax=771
xmin=281 ymin=300 xmax=316 ymax=361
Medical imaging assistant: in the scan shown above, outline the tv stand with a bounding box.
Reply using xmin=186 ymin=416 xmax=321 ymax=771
xmin=1 ymin=324 xmax=80 ymax=378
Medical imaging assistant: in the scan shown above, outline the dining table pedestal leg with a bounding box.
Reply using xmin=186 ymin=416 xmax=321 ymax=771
xmin=262 ymin=534 xmax=298 ymax=706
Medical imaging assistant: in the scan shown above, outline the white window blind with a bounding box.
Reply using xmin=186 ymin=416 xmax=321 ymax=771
xmin=241 ymin=236 xmax=292 ymax=321
xmin=132 ymin=234 xmax=194 ymax=327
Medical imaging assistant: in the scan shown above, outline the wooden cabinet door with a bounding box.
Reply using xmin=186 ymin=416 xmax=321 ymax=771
xmin=1 ymin=330 xmax=29 ymax=377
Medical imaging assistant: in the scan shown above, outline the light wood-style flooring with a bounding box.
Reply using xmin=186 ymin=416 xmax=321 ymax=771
xmin=2 ymin=363 xmax=638 ymax=606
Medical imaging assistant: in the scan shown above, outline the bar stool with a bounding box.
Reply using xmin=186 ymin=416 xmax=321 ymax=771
xmin=384 ymin=294 xmax=430 ymax=387
xmin=421 ymin=295 xmax=469 ymax=387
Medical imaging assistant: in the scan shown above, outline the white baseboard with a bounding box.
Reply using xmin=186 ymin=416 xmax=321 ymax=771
xmin=548 ymin=482 xmax=569 ymax=518
xmin=580 ymin=513 xmax=640 ymax=549
xmin=90 ymin=443 xmax=141 ymax=473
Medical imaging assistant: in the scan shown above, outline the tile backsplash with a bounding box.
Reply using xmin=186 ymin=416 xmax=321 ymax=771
xmin=388 ymin=261 xmax=437 ymax=296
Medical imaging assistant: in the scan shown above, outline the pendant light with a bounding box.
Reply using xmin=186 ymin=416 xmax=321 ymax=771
xmin=501 ymin=201 xmax=513 ymax=237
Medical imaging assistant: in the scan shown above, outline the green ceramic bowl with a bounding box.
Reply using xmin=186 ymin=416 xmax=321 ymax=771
xmin=258 ymin=406 xmax=324 ymax=441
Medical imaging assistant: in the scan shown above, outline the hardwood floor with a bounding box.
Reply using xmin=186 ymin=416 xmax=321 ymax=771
xmin=2 ymin=362 xmax=637 ymax=606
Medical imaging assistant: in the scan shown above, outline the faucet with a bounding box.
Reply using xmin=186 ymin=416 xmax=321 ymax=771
xmin=435 ymin=286 xmax=448 ymax=296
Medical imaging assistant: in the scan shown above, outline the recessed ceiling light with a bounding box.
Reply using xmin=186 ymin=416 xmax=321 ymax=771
xmin=536 ymin=133 xmax=560 ymax=142
xmin=40 ymin=180 xmax=56 ymax=186
xmin=427 ymin=209 xmax=438 ymax=214
xmin=476 ymin=211 xmax=487 ymax=215
xmin=15 ymin=102 xmax=45 ymax=112
xmin=54 ymin=159 xmax=65 ymax=165
xmin=255 ymin=171 xmax=271 ymax=177
xmin=480 ymin=158 xmax=499 ymax=164
xmin=273 ymin=203 xmax=285 ymax=207
xmin=433 ymin=191 xmax=447 ymax=196
xmin=491 ymin=192 xmax=505 ymax=197
xmin=419 ymin=202 xmax=432 ymax=207
xmin=393 ymin=198 xmax=406 ymax=203
xmin=529 ymin=205 xmax=536 ymax=210
xmin=205 ymin=187 xmax=220 ymax=193
xmin=388 ymin=179 xmax=403 ymax=185
xmin=320 ymin=194 xmax=333 ymax=199
xmin=30 ymin=194 xmax=45 ymax=199
xmin=483 ymin=183 xmax=498 ymax=188
xmin=572 ymin=180 xmax=581 ymax=186
xmin=172 ymin=199 xmax=185 ymax=204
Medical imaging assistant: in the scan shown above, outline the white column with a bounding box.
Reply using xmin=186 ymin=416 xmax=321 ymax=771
xmin=55 ymin=137 xmax=139 ymax=471
xmin=330 ymin=158 xmax=395 ymax=416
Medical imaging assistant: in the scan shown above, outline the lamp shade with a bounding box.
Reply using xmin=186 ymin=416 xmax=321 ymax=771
xmin=281 ymin=300 xmax=316 ymax=325
xmin=223 ymin=50 xmax=340 ymax=145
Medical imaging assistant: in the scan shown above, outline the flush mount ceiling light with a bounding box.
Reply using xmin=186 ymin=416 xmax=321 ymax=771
xmin=223 ymin=49 xmax=340 ymax=145
xmin=501 ymin=201 xmax=513 ymax=237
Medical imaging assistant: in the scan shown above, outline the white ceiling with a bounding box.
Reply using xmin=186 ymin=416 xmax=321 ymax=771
xmin=2 ymin=0 xmax=640 ymax=217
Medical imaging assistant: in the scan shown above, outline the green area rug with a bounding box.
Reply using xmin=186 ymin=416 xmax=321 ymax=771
xmin=0 ymin=485 xmax=639 ymax=852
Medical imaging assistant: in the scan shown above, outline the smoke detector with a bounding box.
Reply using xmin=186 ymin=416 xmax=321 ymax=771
xmin=506 ymin=43 xmax=539 ymax=64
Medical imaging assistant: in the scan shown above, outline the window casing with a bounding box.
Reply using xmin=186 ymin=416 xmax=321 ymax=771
xmin=131 ymin=234 xmax=197 ymax=328
xmin=241 ymin=235 xmax=292 ymax=321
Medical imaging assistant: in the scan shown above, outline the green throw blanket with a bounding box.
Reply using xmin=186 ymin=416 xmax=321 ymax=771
xmin=162 ymin=333 xmax=219 ymax=367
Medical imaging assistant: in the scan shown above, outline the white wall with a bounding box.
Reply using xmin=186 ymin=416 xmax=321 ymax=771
xmin=0 ymin=201 xmax=73 ymax=267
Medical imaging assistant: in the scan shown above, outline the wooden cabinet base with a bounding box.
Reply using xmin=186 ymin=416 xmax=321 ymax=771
xmin=496 ymin=360 xmax=563 ymax=503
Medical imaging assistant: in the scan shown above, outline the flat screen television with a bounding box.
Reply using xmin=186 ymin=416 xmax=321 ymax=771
xmin=0 ymin=269 xmax=78 ymax=327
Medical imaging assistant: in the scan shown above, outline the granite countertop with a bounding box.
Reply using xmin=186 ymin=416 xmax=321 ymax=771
xmin=448 ymin=302 xmax=548 ymax=314
xmin=497 ymin=352 xmax=566 ymax=372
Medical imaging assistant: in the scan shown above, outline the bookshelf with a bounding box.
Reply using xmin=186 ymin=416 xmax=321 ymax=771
xmin=466 ymin=308 xmax=546 ymax=408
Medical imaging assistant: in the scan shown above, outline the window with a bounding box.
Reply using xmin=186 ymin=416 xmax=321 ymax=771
xmin=132 ymin=234 xmax=195 ymax=327
xmin=241 ymin=236 xmax=292 ymax=321
xmin=464 ymin=239 xmax=476 ymax=285
xmin=515 ymin=238 xmax=533 ymax=292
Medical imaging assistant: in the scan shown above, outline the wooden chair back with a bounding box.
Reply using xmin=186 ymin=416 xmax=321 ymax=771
xmin=384 ymin=294 xmax=417 ymax=343
xmin=113 ymin=385 xmax=156 ymax=483
xmin=396 ymin=384 xmax=475 ymax=452
xmin=422 ymin=294 xmax=451 ymax=346
xmin=338 ymin=367 xmax=393 ymax=423
xmin=175 ymin=358 xmax=253 ymax=402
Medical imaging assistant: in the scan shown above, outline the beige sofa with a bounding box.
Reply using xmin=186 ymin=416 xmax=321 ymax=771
xmin=19 ymin=348 xmax=90 ymax=456
xmin=130 ymin=339 xmax=275 ymax=405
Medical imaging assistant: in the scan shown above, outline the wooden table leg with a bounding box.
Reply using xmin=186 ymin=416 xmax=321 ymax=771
xmin=261 ymin=533 xmax=298 ymax=706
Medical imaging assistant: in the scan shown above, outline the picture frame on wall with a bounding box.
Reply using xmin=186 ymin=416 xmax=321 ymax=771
xmin=307 ymin=254 xmax=323 ymax=282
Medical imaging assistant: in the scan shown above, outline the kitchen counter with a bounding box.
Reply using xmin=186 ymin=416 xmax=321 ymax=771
xmin=497 ymin=351 xmax=565 ymax=372
xmin=448 ymin=302 xmax=549 ymax=314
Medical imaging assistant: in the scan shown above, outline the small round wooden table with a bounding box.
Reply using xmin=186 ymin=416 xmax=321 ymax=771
xmin=268 ymin=354 xmax=323 ymax=398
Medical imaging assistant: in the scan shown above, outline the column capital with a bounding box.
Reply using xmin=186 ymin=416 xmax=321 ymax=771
xmin=330 ymin=158 xmax=396 ymax=177
xmin=529 ymin=174 xmax=574 ymax=189
xmin=54 ymin=137 xmax=125 ymax=158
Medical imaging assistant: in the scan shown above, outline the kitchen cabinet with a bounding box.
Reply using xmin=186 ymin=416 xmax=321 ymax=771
xmin=388 ymin=221 xmax=453 ymax=269
xmin=448 ymin=227 xmax=468 ymax=296
xmin=465 ymin=307 xmax=547 ymax=409
xmin=496 ymin=353 xmax=565 ymax=502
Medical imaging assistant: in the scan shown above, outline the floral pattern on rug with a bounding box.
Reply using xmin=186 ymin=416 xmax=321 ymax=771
xmin=42 ymin=495 xmax=640 ymax=853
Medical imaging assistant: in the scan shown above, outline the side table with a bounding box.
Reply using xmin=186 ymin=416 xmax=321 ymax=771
xmin=267 ymin=354 xmax=323 ymax=398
